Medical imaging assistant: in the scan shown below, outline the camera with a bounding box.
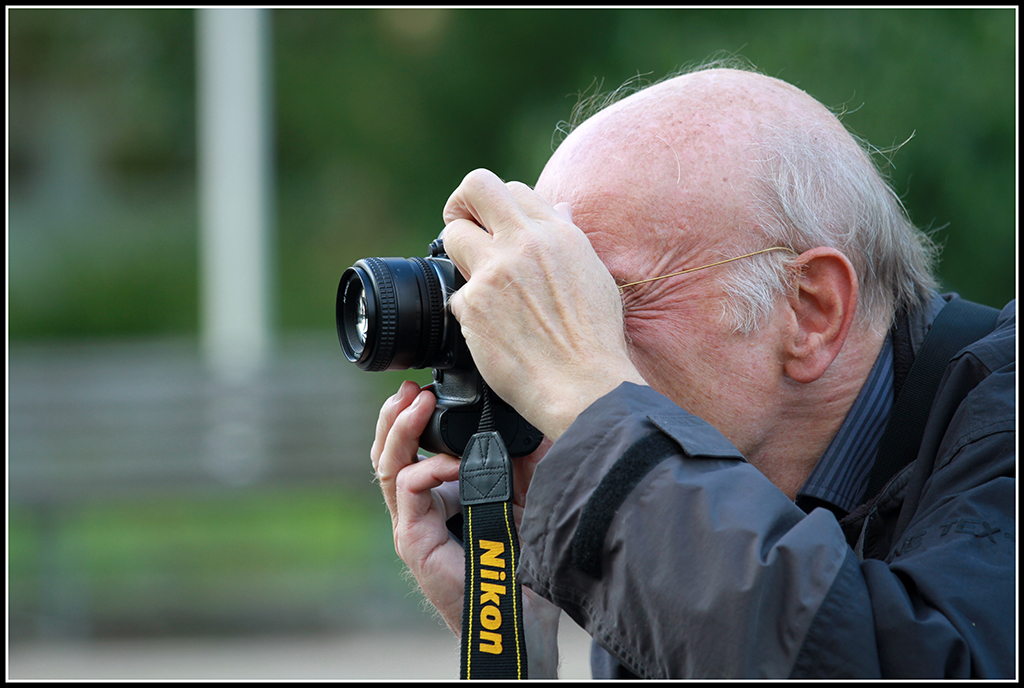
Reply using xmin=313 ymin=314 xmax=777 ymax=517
xmin=336 ymin=236 xmax=543 ymax=458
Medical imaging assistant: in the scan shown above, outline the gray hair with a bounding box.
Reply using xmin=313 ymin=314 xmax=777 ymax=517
xmin=556 ymin=58 xmax=940 ymax=334
xmin=737 ymin=117 xmax=940 ymax=334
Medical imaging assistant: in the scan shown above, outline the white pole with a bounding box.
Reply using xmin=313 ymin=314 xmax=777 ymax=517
xmin=196 ymin=8 xmax=274 ymax=383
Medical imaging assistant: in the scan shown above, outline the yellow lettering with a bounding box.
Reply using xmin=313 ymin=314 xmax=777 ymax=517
xmin=479 ymin=630 xmax=503 ymax=654
xmin=478 ymin=539 xmax=506 ymax=569
xmin=475 ymin=540 xmax=509 ymax=658
xmin=480 ymin=604 xmax=502 ymax=630
xmin=480 ymin=581 xmax=505 ymax=606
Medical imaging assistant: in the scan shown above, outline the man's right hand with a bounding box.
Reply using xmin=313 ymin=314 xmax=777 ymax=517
xmin=370 ymin=380 xmax=564 ymax=676
xmin=371 ymin=380 xmax=466 ymax=634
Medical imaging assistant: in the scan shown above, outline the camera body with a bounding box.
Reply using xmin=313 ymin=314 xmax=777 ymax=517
xmin=337 ymin=237 xmax=542 ymax=458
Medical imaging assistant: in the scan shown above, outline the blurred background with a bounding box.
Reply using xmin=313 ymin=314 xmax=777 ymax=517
xmin=6 ymin=7 xmax=1017 ymax=680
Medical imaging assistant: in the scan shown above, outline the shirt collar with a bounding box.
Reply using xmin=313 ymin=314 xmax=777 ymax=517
xmin=796 ymin=334 xmax=894 ymax=515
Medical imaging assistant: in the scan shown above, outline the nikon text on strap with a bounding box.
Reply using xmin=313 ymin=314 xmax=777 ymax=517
xmin=864 ymin=298 xmax=1000 ymax=501
xmin=458 ymin=389 xmax=528 ymax=679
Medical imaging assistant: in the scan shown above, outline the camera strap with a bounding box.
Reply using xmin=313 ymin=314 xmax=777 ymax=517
xmin=458 ymin=391 xmax=528 ymax=679
xmin=864 ymin=297 xmax=1000 ymax=501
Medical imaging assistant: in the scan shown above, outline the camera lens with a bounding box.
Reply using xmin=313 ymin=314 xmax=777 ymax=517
xmin=354 ymin=291 xmax=369 ymax=344
xmin=337 ymin=256 xmax=450 ymax=372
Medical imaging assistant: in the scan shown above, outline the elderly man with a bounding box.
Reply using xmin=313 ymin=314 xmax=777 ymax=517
xmin=370 ymin=65 xmax=1015 ymax=678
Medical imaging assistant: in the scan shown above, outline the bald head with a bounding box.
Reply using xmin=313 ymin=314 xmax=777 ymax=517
xmin=538 ymin=69 xmax=849 ymax=243
xmin=536 ymin=67 xmax=937 ymax=331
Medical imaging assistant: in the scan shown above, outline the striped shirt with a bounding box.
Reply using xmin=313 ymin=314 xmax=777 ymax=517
xmin=796 ymin=334 xmax=894 ymax=516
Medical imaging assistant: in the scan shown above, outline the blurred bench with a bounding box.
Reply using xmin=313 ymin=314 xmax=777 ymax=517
xmin=8 ymin=334 xmax=379 ymax=502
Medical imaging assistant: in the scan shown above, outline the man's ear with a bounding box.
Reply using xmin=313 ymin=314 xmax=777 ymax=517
xmin=783 ymin=247 xmax=858 ymax=384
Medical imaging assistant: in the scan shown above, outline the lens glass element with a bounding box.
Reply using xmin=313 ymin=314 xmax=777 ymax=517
xmin=356 ymin=292 xmax=368 ymax=344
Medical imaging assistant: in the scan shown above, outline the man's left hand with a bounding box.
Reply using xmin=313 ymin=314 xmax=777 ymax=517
xmin=442 ymin=168 xmax=645 ymax=441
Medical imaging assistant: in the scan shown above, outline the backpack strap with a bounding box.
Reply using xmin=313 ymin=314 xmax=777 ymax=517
xmin=863 ymin=298 xmax=1000 ymax=502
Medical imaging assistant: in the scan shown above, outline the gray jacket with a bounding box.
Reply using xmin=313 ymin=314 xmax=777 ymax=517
xmin=518 ymin=295 xmax=1016 ymax=678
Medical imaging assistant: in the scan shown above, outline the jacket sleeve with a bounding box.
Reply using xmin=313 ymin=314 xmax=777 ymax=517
xmin=517 ymin=380 xmax=1015 ymax=678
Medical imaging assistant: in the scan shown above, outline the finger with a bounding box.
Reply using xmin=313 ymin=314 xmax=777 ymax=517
xmin=441 ymin=217 xmax=493 ymax=282
xmin=441 ymin=168 xmax=506 ymax=226
xmin=444 ymin=273 xmax=471 ymax=332
xmin=503 ymin=180 xmax=561 ymax=221
xmin=394 ymin=453 xmax=461 ymax=524
xmin=371 ymin=380 xmax=421 ymax=473
xmin=435 ymin=479 xmax=463 ymax=521
xmin=376 ymin=389 xmax=437 ymax=520
xmin=442 ymin=168 xmax=526 ymax=238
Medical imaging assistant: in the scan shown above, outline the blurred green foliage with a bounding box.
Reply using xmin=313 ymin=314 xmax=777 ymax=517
xmin=8 ymin=486 xmax=423 ymax=637
xmin=7 ymin=8 xmax=1017 ymax=341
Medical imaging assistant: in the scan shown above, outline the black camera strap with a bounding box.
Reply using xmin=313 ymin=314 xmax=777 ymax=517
xmin=458 ymin=389 xmax=528 ymax=680
xmin=864 ymin=297 xmax=1000 ymax=501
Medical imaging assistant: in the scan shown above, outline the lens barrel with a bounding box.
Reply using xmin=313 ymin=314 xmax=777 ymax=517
xmin=337 ymin=256 xmax=451 ymax=372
